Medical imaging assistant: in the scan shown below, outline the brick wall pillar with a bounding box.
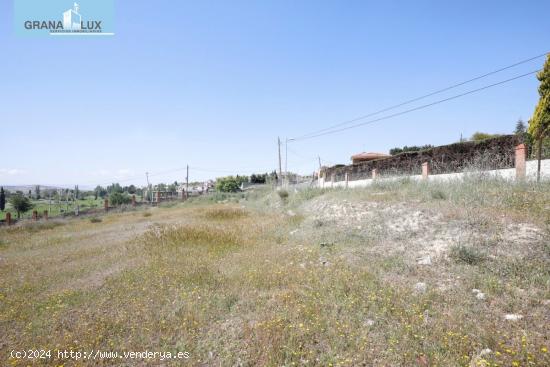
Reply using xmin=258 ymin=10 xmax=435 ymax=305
xmin=422 ymin=162 xmax=430 ymax=179
xmin=515 ymin=144 xmax=526 ymax=180
xmin=104 ymin=198 xmax=109 ymax=211
xmin=32 ymin=210 xmax=38 ymax=221
xmin=345 ymin=172 xmax=349 ymax=188
xmin=5 ymin=212 xmax=11 ymax=225
xmin=43 ymin=210 xmax=48 ymax=220
xmin=372 ymin=169 xmax=378 ymax=179
xmin=131 ymin=195 xmax=136 ymax=207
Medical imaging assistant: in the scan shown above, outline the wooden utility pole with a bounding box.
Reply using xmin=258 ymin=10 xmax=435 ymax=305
xmin=186 ymin=165 xmax=189 ymax=197
xmin=277 ymin=137 xmax=282 ymax=186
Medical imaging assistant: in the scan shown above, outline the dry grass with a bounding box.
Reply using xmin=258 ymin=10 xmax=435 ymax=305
xmin=1 ymin=179 xmax=549 ymax=366
xmin=200 ymin=206 xmax=249 ymax=221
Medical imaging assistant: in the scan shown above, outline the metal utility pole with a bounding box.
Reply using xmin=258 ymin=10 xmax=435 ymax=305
xmin=186 ymin=165 xmax=189 ymax=197
xmin=277 ymin=137 xmax=282 ymax=186
xmin=318 ymin=156 xmax=322 ymax=170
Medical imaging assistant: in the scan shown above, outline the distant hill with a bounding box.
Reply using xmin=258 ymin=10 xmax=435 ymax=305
xmin=1 ymin=185 xmax=65 ymax=193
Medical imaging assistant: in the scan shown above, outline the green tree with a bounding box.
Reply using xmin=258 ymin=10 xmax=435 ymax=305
xmin=0 ymin=187 xmax=5 ymax=212
xmin=94 ymin=185 xmax=107 ymax=199
xmin=9 ymin=193 xmax=33 ymax=219
xmin=167 ymin=183 xmax=177 ymax=193
xmin=470 ymin=132 xmax=501 ymax=141
xmin=250 ymin=173 xmax=267 ymax=184
xmin=215 ymin=176 xmax=241 ymax=192
xmin=515 ymin=119 xmax=527 ymax=135
xmin=109 ymin=192 xmax=132 ymax=206
xmin=107 ymin=183 xmax=123 ymax=194
xmin=389 ymin=145 xmax=434 ymax=155
xmin=529 ymin=55 xmax=550 ymax=181
xmin=34 ymin=185 xmax=41 ymax=200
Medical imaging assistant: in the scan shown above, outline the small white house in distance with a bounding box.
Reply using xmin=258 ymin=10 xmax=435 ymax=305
xmin=63 ymin=3 xmax=81 ymax=31
xmin=177 ymin=181 xmax=214 ymax=197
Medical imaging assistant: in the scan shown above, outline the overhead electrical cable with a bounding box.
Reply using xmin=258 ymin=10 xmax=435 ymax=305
xmin=292 ymin=69 xmax=540 ymax=141
xmin=292 ymin=52 xmax=548 ymax=141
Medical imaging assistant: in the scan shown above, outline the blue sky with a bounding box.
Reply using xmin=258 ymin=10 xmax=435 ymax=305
xmin=1 ymin=0 xmax=549 ymax=187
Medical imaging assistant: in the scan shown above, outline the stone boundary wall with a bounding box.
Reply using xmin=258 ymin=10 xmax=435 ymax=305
xmin=321 ymin=135 xmax=523 ymax=182
xmin=319 ymin=159 xmax=550 ymax=189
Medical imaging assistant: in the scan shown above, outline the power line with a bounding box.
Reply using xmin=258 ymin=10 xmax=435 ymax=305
xmin=287 ymin=146 xmax=334 ymax=165
xmin=292 ymin=69 xmax=540 ymax=141
xmin=292 ymin=52 xmax=548 ymax=141
xmin=190 ymin=166 xmax=259 ymax=174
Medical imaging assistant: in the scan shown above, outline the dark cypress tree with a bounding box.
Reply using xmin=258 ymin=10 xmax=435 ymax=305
xmin=0 ymin=187 xmax=5 ymax=212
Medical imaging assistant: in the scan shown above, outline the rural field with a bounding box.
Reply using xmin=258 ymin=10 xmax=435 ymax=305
xmin=0 ymin=197 xmax=105 ymax=222
xmin=1 ymin=177 xmax=549 ymax=366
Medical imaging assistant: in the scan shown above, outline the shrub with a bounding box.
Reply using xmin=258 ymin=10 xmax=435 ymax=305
xmin=90 ymin=217 xmax=102 ymax=223
xmin=450 ymin=244 xmax=486 ymax=265
xmin=216 ymin=177 xmax=241 ymax=193
xmin=277 ymin=190 xmax=289 ymax=200
xmin=431 ymin=190 xmax=447 ymax=200
xmin=143 ymin=212 xmax=152 ymax=217
xmin=109 ymin=192 xmax=132 ymax=206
